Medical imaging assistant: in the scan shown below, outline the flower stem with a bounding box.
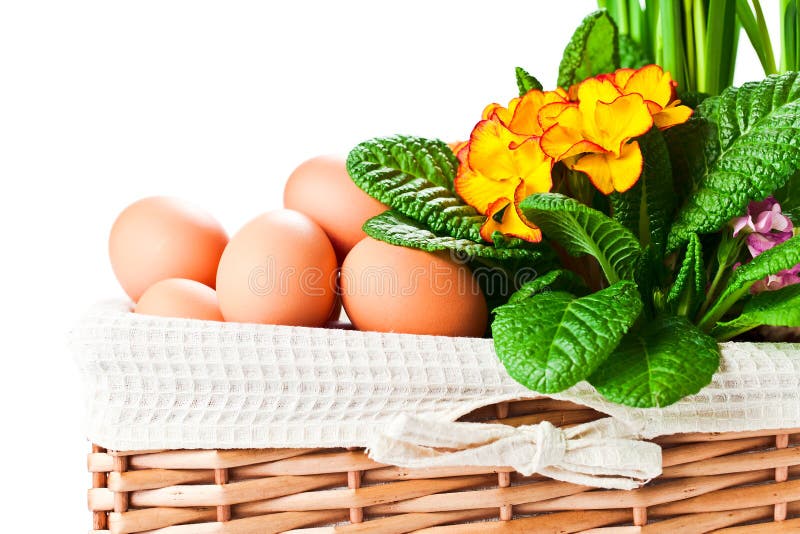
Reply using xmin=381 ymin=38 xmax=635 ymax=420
xmin=698 ymin=233 xmax=745 ymax=319
xmin=699 ymin=261 xmax=728 ymax=318
xmin=781 ymin=0 xmax=799 ymax=72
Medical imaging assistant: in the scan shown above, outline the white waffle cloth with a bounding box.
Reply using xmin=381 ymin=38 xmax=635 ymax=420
xmin=71 ymin=300 xmax=800 ymax=482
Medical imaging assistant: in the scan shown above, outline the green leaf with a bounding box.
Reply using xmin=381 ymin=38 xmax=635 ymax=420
xmin=508 ymin=269 xmax=588 ymax=303
xmin=781 ymin=0 xmax=798 ymax=72
xmin=668 ymin=72 xmax=800 ymax=250
xmin=773 ymin=170 xmax=800 ymax=223
xmin=362 ymin=210 xmax=547 ymax=261
xmin=678 ymin=91 xmax=713 ymax=110
xmin=557 ymin=10 xmax=620 ymax=88
xmin=667 ymin=234 xmax=705 ymax=316
xmin=610 ymin=128 xmax=676 ymax=255
xmin=493 ymin=281 xmax=642 ymax=393
xmin=618 ymin=33 xmax=650 ymax=69
xmin=589 ymin=316 xmax=720 ymax=408
xmin=634 ymin=245 xmax=661 ymax=317
xmin=703 ymin=0 xmax=740 ymax=94
xmin=662 ymin=117 xmax=721 ymax=201
xmin=700 ymin=234 xmax=800 ymax=329
xmin=658 ymin=0 xmax=687 ymax=90
xmin=515 ymin=67 xmax=543 ymax=95
xmin=712 ymin=284 xmax=800 ymax=340
xmin=519 ymin=193 xmax=643 ymax=284
xmin=346 ymin=135 xmax=485 ymax=242
xmin=736 ymin=0 xmax=778 ymax=76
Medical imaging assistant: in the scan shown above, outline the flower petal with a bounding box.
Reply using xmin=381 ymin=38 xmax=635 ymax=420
xmin=623 ymin=64 xmax=673 ymax=108
xmin=539 ymin=105 xmax=595 ymax=159
xmin=538 ymin=101 xmax=573 ymax=132
xmin=754 ymin=211 xmax=776 ymax=234
xmin=732 ymin=215 xmax=754 ymax=237
xmin=508 ymin=89 xmax=568 ymax=136
xmin=577 ymin=78 xmax=624 ymax=138
xmin=571 ymin=140 xmax=644 ymax=194
xmin=454 ymin=166 xmax=519 ymax=214
xmin=653 ymin=103 xmax=693 ymax=130
xmin=612 ymin=68 xmax=636 ymax=88
xmin=467 ymin=120 xmax=532 ymax=179
xmin=480 ymin=197 xmax=542 ymax=243
xmin=578 ymin=77 xmax=624 ymax=105
xmin=448 ymin=140 xmax=468 ymax=158
xmin=592 ymin=94 xmax=653 ymax=155
xmin=748 ymin=232 xmax=781 ymax=256
xmin=510 ymin=137 xmax=555 ymax=192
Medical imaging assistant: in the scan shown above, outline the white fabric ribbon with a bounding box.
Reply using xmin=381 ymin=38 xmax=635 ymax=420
xmin=367 ymin=415 xmax=661 ymax=490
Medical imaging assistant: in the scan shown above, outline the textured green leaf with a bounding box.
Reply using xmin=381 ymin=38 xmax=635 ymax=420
xmin=668 ymin=72 xmax=800 ymax=250
xmin=712 ymin=284 xmax=800 ymax=340
xmin=557 ymin=10 xmax=620 ymax=88
xmin=634 ymin=245 xmax=661 ymax=317
xmin=611 ymin=128 xmax=676 ymax=255
xmin=346 ymin=135 xmax=485 ymax=242
xmin=519 ymin=193 xmax=643 ymax=284
xmin=589 ymin=316 xmax=720 ymax=408
xmin=508 ymin=269 xmax=588 ymax=303
xmin=493 ymin=281 xmax=642 ymax=393
xmin=618 ymin=34 xmax=650 ymax=69
xmin=662 ymin=117 xmax=721 ymax=200
xmin=362 ymin=210 xmax=547 ymax=261
xmin=774 ymin=170 xmax=800 ymax=223
xmin=667 ymin=234 xmax=705 ymax=315
xmin=472 ymin=255 xmax=558 ymax=314
xmin=700 ymin=235 xmax=800 ymax=328
xmin=515 ymin=67 xmax=543 ymax=95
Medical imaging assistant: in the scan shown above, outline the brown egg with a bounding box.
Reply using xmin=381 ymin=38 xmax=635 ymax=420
xmin=340 ymin=237 xmax=488 ymax=337
xmin=135 ymin=278 xmax=224 ymax=321
xmin=216 ymin=209 xmax=338 ymax=326
xmin=283 ymin=155 xmax=386 ymax=262
xmin=109 ymin=196 xmax=228 ymax=301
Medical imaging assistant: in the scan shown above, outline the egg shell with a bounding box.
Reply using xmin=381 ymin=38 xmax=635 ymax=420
xmin=216 ymin=209 xmax=338 ymax=327
xmin=109 ymin=196 xmax=228 ymax=301
xmin=340 ymin=237 xmax=488 ymax=337
xmin=135 ymin=278 xmax=224 ymax=321
xmin=283 ymin=155 xmax=386 ymax=262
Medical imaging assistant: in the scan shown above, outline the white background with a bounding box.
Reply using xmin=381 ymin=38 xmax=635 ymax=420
xmin=0 ymin=1 xmax=776 ymax=530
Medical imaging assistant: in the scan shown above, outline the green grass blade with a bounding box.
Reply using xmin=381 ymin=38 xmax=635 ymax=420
xmin=684 ymin=0 xmax=697 ymax=88
xmin=753 ymin=0 xmax=777 ymax=74
xmin=705 ymin=0 xmax=738 ymax=94
xmin=661 ymin=0 xmax=687 ymax=89
xmin=693 ymin=0 xmax=708 ymax=93
xmin=628 ymin=0 xmax=646 ymax=44
xmin=738 ymin=0 xmax=778 ymax=75
xmin=783 ymin=0 xmax=799 ymax=71
xmin=737 ymin=0 xmax=767 ymax=69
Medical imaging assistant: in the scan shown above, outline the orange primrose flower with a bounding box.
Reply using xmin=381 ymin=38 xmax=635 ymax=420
xmin=455 ymin=117 xmax=552 ymax=242
xmin=588 ymin=65 xmax=692 ymax=130
xmin=454 ymin=65 xmax=692 ymax=241
xmin=614 ymin=65 xmax=692 ymax=129
xmin=454 ymin=89 xmax=567 ymax=242
xmin=541 ymin=77 xmax=653 ymax=194
xmin=483 ymin=88 xmax=570 ymax=137
xmin=448 ymin=140 xmax=468 ymax=155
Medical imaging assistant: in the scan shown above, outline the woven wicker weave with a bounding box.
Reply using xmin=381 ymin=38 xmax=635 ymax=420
xmin=87 ymin=398 xmax=800 ymax=533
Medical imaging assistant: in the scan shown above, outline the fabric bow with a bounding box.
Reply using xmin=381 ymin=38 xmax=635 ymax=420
xmin=367 ymin=415 xmax=661 ymax=490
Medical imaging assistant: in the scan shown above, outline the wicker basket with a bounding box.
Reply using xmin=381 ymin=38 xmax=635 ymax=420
xmin=87 ymin=398 xmax=800 ymax=533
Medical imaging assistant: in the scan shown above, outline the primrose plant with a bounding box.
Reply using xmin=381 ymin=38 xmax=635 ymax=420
xmin=345 ymin=11 xmax=800 ymax=408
